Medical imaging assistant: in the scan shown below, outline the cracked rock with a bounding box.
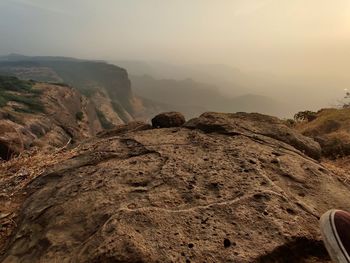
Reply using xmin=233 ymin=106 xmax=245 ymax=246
xmin=1 ymin=113 xmax=348 ymax=263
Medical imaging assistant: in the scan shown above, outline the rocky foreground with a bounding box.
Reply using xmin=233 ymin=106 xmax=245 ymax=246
xmin=1 ymin=112 xmax=350 ymax=262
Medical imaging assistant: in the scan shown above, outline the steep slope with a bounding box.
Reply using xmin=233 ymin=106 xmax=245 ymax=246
xmin=0 ymin=55 xmax=160 ymax=124
xmin=1 ymin=112 xmax=348 ymax=262
xmin=0 ymin=76 xmax=102 ymax=160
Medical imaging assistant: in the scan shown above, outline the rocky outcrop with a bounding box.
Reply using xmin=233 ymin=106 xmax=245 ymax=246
xmin=90 ymin=90 xmax=126 ymax=126
xmin=38 ymin=83 xmax=102 ymax=140
xmin=1 ymin=112 xmax=348 ymax=262
xmin=152 ymin=112 xmax=186 ymax=128
xmin=185 ymin=112 xmax=322 ymax=160
xmin=0 ymin=81 xmax=103 ymax=159
xmin=0 ymin=56 xmax=157 ymax=123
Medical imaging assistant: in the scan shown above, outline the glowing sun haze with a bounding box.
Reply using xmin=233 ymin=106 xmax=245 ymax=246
xmin=1 ymin=0 xmax=350 ymax=78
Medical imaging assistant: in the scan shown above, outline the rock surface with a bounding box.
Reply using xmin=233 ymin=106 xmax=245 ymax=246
xmin=152 ymin=111 xmax=186 ymax=128
xmin=185 ymin=112 xmax=322 ymax=160
xmin=1 ymin=112 xmax=349 ymax=262
xmin=0 ymin=81 xmax=102 ymax=160
xmin=96 ymin=121 xmax=152 ymax=138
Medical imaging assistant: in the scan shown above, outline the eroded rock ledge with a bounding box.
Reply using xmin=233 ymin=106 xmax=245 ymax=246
xmin=1 ymin=112 xmax=349 ymax=263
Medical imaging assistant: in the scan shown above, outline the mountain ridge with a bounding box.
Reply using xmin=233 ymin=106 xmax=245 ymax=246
xmin=0 ymin=55 xmax=163 ymax=124
xmin=131 ymin=74 xmax=289 ymax=118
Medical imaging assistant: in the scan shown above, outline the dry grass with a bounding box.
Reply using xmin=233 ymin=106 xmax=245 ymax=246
xmin=322 ymin=157 xmax=350 ymax=184
xmin=296 ymin=108 xmax=350 ymax=134
xmin=0 ymin=147 xmax=80 ymax=193
xmin=295 ymin=108 xmax=350 ymax=158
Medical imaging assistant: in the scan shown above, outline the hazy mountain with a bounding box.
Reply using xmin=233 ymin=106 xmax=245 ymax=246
xmin=114 ymin=60 xmax=345 ymax=116
xmin=0 ymin=54 xmax=294 ymax=119
xmin=113 ymin=60 xmax=249 ymax=96
xmin=0 ymin=54 xmax=314 ymax=119
xmin=131 ymin=75 xmax=290 ymax=118
xmin=0 ymin=53 xmax=85 ymax=62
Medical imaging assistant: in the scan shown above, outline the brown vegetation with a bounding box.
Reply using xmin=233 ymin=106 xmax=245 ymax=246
xmin=296 ymin=108 xmax=350 ymax=158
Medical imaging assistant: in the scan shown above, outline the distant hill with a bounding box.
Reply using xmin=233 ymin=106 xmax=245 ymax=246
xmin=113 ymin=60 xmax=242 ymax=86
xmin=0 ymin=54 xmax=293 ymax=120
xmin=131 ymin=75 xmax=289 ymax=118
xmin=0 ymin=54 xmax=164 ymax=123
xmin=0 ymin=53 xmax=85 ymax=62
xmin=113 ymin=60 xmax=339 ymax=116
xmin=113 ymin=60 xmax=252 ymax=98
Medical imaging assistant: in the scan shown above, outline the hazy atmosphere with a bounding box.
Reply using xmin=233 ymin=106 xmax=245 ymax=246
xmin=1 ymin=0 xmax=350 ymax=115
xmin=2 ymin=2 xmax=350 ymax=261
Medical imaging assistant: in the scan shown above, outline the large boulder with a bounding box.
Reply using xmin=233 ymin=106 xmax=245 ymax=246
xmin=184 ymin=112 xmax=322 ymax=160
xmin=152 ymin=112 xmax=186 ymax=128
xmin=2 ymin=112 xmax=349 ymax=262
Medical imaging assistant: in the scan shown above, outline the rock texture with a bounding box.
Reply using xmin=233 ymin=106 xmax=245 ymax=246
xmin=185 ymin=112 xmax=322 ymax=160
xmin=152 ymin=112 xmax=186 ymax=128
xmin=1 ymin=112 xmax=349 ymax=262
xmin=96 ymin=121 xmax=152 ymax=138
xmin=0 ymin=82 xmax=102 ymax=159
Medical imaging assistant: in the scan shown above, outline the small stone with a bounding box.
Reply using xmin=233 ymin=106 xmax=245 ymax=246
xmin=271 ymin=158 xmax=280 ymax=164
xmin=224 ymin=238 xmax=231 ymax=248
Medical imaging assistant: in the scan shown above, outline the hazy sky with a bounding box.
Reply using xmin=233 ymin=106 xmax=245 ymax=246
xmin=1 ymin=0 xmax=350 ymax=76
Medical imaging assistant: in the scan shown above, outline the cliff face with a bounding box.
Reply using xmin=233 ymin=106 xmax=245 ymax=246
xmin=0 ymin=77 xmax=102 ymax=160
xmin=0 ymin=56 xmax=159 ymax=125
xmin=0 ymin=112 xmax=348 ymax=262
